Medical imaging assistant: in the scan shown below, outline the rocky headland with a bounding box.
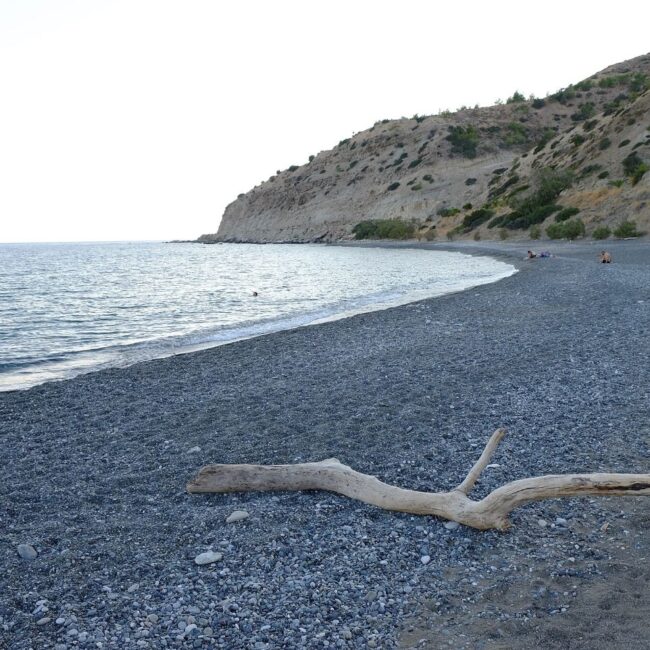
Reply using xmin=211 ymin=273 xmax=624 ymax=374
xmin=200 ymin=54 xmax=650 ymax=244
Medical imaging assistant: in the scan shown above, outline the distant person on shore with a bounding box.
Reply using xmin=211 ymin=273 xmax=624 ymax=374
xmin=599 ymin=250 xmax=612 ymax=264
xmin=527 ymin=250 xmax=552 ymax=260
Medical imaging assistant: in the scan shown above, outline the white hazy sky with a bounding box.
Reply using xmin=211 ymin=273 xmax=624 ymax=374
xmin=1 ymin=1 xmax=648 ymax=243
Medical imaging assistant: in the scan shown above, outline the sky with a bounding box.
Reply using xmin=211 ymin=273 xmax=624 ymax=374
xmin=1 ymin=1 xmax=648 ymax=243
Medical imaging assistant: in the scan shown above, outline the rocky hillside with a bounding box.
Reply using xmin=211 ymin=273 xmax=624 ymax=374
xmin=201 ymin=54 xmax=650 ymax=243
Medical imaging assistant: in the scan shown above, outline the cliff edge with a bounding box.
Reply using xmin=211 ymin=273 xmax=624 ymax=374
xmin=200 ymin=54 xmax=650 ymax=243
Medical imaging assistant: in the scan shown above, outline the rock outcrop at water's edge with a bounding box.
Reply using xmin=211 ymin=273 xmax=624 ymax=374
xmin=200 ymin=53 xmax=650 ymax=243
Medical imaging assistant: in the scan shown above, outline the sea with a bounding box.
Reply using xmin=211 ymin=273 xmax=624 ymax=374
xmin=0 ymin=242 xmax=515 ymax=391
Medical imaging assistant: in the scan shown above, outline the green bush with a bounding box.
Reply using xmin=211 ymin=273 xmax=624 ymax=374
xmin=554 ymin=207 xmax=580 ymax=222
xmin=529 ymin=225 xmax=541 ymax=239
xmin=352 ymin=219 xmax=416 ymax=240
xmin=407 ymin=158 xmax=423 ymax=169
xmin=503 ymin=122 xmax=528 ymax=146
xmin=462 ymin=203 xmax=473 ymax=210
xmin=550 ymin=87 xmax=576 ymax=104
xmin=490 ymin=169 xmax=573 ymax=231
xmin=488 ymin=174 xmax=520 ymax=200
xmin=387 ymin=182 xmax=400 ymax=191
xmin=465 ymin=177 xmax=477 ymax=185
xmin=598 ymin=137 xmax=612 ymax=150
xmin=507 ymin=91 xmax=526 ymax=103
xmin=437 ymin=207 xmax=460 ymax=217
xmin=288 ymin=165 xmax=299 ymax=172
xmin=423 ymin=174 xmax=434 ymax=183
xmin=532 ymin=98 xmax=546 ymax=109
xmin=574 ymin=79 xmax=594 ymax=91
xmin=598 ymin=171 xmax=610 ymax=179
xmin=580 ymin=164 xmax=601 ymax=177
xmin=533 ymin=129 xmax=556 ymax=153
xmin=570 ymin=134 xmax=586 ymax=147
xmin=571 ymin=102 xmax=596 ymax=121
xmin=622 ymin=152 xmax=649 ymax=185
xmin=546 ymin=219 xmax=585 ymax=240
xmin=613 ymin=220 xmax=642 ymax=238
xmin=619 ymin=139 xmax=631 ymax=148
xmin=592 ymin=226 xmax=611 ymax=240
xmin=462 ymin=207 xmax=495 ymax=231
xmin=445 ymin=125 xmax=479 ymax=158
xmin=499 ymin=228 xmax=509 ymax=240
xmin=411 ymin=183 xmax=423 ymax=191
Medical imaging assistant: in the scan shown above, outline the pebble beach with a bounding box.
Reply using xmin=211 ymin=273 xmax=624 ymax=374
xmin=2 ymin=239 xmax=649 ymax=649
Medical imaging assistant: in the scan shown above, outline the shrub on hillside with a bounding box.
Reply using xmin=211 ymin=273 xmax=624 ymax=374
xmin=571 ymin=102 xmax=596 ymax=121
xmin=554 ymin=207 xmax=581 ymax=222
xmin=445 ymin=125 xmax=479 ymax=158
xmin=529 ymin=225 xmax=541 ymax=239
xmin=613 ymin=220 xmax=642 ymax=238
xmin=437 ymin=207 xmax=460 ymax=217
xmin=592 ymin=226 xmax=611 ymax=240
xmin=546 ymin=219 xmax=585 ymax=240
xmin=507 ymin=91 xmax=526 ymax=103
xmin=387 ymin=182 xmax=401 ymax=191
xmin=494 ymin=168 xmax=574 ymax=230
xmin=550 ymin=87 xmax=576 ymax=105
xmin=503 ymin=122 xmax=528 ymax=147
xmin=352 ymin=219 xmax=415 ymax=240
xmin=462 ymin=207 xmax=495 ymax=231
xmin=533 ymin=129 xmax=556 ymax=153
xmin=622 ymin=152 xmax=649 ymax=185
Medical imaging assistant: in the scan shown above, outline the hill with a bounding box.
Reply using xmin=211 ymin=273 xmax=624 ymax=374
xmin=200 ymin=54 xmax=650 ymax=243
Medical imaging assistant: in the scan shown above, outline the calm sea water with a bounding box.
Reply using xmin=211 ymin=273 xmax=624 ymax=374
xmin=0 ymin=242 xmax=515 ymax=390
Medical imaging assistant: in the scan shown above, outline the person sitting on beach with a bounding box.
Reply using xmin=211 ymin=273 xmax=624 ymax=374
xmin=599 ymin=251 xmax=612 ymax=264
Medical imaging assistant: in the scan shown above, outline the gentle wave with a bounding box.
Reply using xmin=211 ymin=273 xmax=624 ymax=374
xmin=0 ymin=242 xmax=515 ymax=390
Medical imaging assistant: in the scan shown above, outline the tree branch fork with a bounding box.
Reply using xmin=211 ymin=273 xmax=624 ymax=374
xmin=187 ymin=428 xmax=650 ymax=530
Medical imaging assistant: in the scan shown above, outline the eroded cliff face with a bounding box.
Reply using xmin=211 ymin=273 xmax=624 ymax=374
xmin=200 ymin=53 xmax=650 ymax=243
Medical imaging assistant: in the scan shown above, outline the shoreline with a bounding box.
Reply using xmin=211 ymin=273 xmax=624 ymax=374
xmin=1 ymin=245 xmax=515 ymax=394
xmin=2 ymin=240 xmax=649 ymax=649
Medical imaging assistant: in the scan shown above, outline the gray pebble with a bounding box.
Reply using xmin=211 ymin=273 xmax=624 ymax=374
xmin=226 ymin=510 xmax=250 ymax=523
xmin=17 ymin=544 xmax=37 ymax=560
xmin=194 ymin=551 xmax=223 ymax=565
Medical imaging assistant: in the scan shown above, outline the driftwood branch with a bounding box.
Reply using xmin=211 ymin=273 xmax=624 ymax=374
xmin=455 ymin=427 xmax=506 ymax=495
xmin=187 ymin=429 xmax=650 ymax=530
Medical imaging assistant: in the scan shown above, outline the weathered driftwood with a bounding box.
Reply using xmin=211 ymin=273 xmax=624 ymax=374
xmin=187 ymin=428 xmax=650 ymax=530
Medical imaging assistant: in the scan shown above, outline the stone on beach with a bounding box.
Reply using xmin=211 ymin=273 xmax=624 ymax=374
xmin=226 ymin=510 xmax=250 ymax=523
xmin=17 ymin=543 xmax=37 ymax=560
xmin=194 ymin=551 xmax=223 ymax=565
